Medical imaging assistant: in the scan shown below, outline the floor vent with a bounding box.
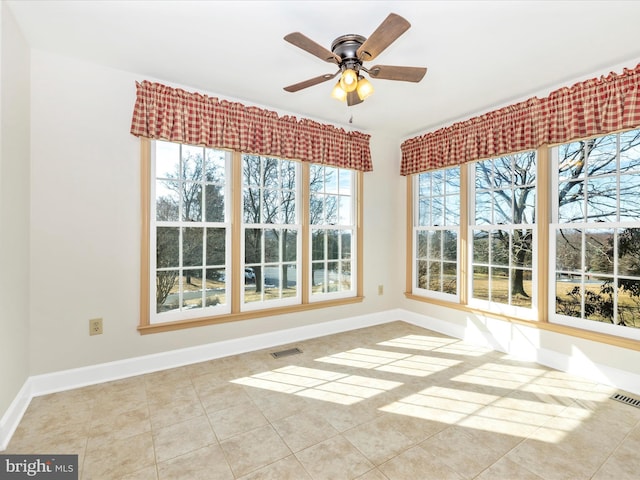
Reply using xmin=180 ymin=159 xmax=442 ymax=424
xmin=270 ymin=347 xmax=303 ymax=359
xmin=611 ymin=393 xmax=640 ymax=409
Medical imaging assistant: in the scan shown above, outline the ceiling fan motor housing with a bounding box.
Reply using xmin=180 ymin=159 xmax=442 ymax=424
xmin=331 ymin=34 xmax=366 ymax=71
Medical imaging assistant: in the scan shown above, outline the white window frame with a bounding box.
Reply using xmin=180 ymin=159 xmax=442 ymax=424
xmin=240 ymin=155 xmax=302 ymax=311
xmin=412 ymin=168 xmax=461 ymax=302
xmin=468 ymin=153 xmax=538 ymax=320
xmin=309 ymin=165 xmax=357 ymax=302
xmin=549 ymin=130 xmax=640 ymax=341
xmin=150 ymin=141 xmax=232 ymax=324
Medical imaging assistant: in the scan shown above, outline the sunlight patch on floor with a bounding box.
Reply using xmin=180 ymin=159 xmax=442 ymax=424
xmin=232 ymin=365 xmax=403 ymax=406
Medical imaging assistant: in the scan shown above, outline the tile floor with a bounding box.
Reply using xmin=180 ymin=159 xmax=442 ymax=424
xmin=5 ymin=321 xmax=640 ymax=479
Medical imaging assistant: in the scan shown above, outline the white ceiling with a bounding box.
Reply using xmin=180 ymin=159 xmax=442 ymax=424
xmin=7 ymin=0 xmax=640 ymax=139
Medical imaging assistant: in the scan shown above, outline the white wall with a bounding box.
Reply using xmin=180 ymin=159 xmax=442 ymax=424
xmin=0 ymin=0 xmax=30 ymax=422
xmin=28 ymin=49 xmax=400 ymax=375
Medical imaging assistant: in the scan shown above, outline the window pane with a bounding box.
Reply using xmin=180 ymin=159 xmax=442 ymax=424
xmin=326 ymin=195 xmax=338 ymax=224
xmin=586 ymin=134 xmax=617 ymax=175
xmin=183 ymin=270 xmax=203 ymax=309
xmin=265 ymin=229 xmax=280 ymax=263
xmin=444 ymin=195 xmax=459 ymax=226
xmin=443 ymin=262 xmax=457 ymax=294
xmin=493 ymin=190 xmax=512 ymax=224
xmin=262 ymin=189 xmax=279 ymax=223
xmin=205 ymin=149 xmax=225 ymax=183
xmin=556 ymin=229 xmax=582 ymax=272
xmin=558 ymin=142 xmax=585 ymax=181
xmin=157 ymin=227 xmax=179 ymax=268
xmin=156 ymin=181 xmax=180 ymax=221
xmin=245 ymin=228 xmax=262 ymax=264
xmin=619 ymin=130 xmax=640 ymax=173
xmin=514 ymin=187 xmax=535 ymax=224
xmin=558 ymin=180 xmax=585 ymax=223
xmin=243 ymin=188 xmax=260 ymax=223
xmin=618 ymin=228 xmax=640 ymax=276
xmin=512 ymin=229 xmax=533 ymax=268
xmin=428 ymin=231 xmax=442 ymax=260
xmin=327 ymin=230 xmax=339 ymax=260
xmin=491 ymin=230 xmax=509 ymax=266
xmin=312 ymin=230 xmax=325 ymax=261
xmin=419 ymin=172 xmax=431 ymax=196
xmin=263 ymin=158 xmax=280 ymax=189
xmin=310 ymin=194 xmax=323 ymax=224
xmin=475 ymin=161 xmax=492 ymax=190
xmin=585 ymin=229 xmax=614 ymax=275
xmin=491 ymin=267 xmax=509 ymax=304
xmin=619 ymin=280 xmax=640 ymax=328
xmin=156 ymin=141 xmax=180 ymax=178
xmin=586 ymin=176 xmax=617 ymax=222
xmin=418 ymin=198 xmax=429 ymax=226
xmin=243 ymin=155 xmax=261 ymax=186
xmin=206 ymin=228 xmax=225 ymax=266
xmin=417 ymin=230 xmax=428 ymax=259
xmin=340 ymin=231 xmax=351 ymax=260
xmin=473 ymin=230 xmax=489 ymax=263
xmin=339 ymin=196 xmax=351 ymax=224
xmin=339 ymin=261 xmax=352 ymax=291
xmin=339 ymin=169 xmax=352 ymax=194
xmin=475 ymin=191 xmax=492 ymax=225
xmin=183 ymin=227 xmax=203 ymax=267
xmin=182 ymin=145 xmax=204 ymax=181
xmin=556 ymin=282 xmax=582 ymax=318
xmin=325 ymin=167 xmax=339 ymax=194
xmin=156 ymin=271 xmax=179 ymax=313
xmin=619 ymin=173 xmax=640 ymax=221
xmin=205 ymin=184 xmax=225 ymax=222
xmin=205 ymin=268 xmax=225 ymax=307
xmin=183 ymin=183 xmax=202 ymax=222
xmin=283 ymin=229 xmax=297 ymax=262
xmin=283 ymin=264 xmax=297 ymax=296
xmin=417 ymin=260 xmax=428 ymax=289
xmin=443 ymin=230 xmax=457 ymax=261
xmin=472 ymin=266 xmax=489 ymax=300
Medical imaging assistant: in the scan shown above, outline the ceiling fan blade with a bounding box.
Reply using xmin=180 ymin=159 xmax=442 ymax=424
xmin=283 ymin=72 xmax=339 ymax=92
xmin=357 ymin=13 xmax=411 ymax=61
xmin=368 ymin=65 xmax=427 ymax=82
xmin=284 ymin=32 xmax=340 ymax=64
xmin=346 ymin=90 xmax=363 ymax=107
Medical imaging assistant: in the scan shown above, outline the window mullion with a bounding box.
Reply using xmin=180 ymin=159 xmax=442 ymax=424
xmin=537 ymin=145 xmax=550 ymax=322
xmin=231 ymin=151 xmax=242 ymax=313
xmin=460 ymin=165 xmax=469 ymax=305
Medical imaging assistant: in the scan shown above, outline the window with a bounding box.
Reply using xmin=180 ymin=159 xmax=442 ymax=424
xmin=413 ymin=167 xmax=460 ymax=300
xmin=310 ymin=165 xmax=356 ymax=299
xmin=242 ymin=155 xmax=300 ymax=309
xmin=144 ymin=140 xmax=362 ymax=330
xmin=152 ymin=141 xmax=231 ymax=322
xmin=551 ymin=129 xmax=640 ymax=339
xmin=470 ymin=152 xmax=536 ymax=316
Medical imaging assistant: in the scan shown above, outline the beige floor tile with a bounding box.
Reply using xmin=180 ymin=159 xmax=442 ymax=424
xmin=208 ymin=402 xmax=269 ymax=440
xmin=272 ymin=410 xmax=339 ymax=452
xmin=120 ymin=465 xmax=159 ymax=480
xmin=220 ymin=424 xmax=292 ymax=477
xmin=157 ymin=444 xmax=233 ymax=480
xmin=419 ymin=425 xmax=505 ymax=478
xmin=378 ymin=445 xmax=464 ymax=480
xmin=87 ymin=405 xmax=151 ymax=450
xmin=82 ymin=431 xmax=155 ymax=480
xmin=295 ymin=435 xmax=374 ymax=480
xmin=6 ymin=321 xmax=637 ymax=480
xmin=152 ymin=416 xmax=216 ymax=463
xmin=237 ymin=454 xmax=313 ymax=480
xmin=354 ymin=468 xmax=390 ymax=480
xmin=343 ymin=414 xmax=415 ymax=465
xmin=474 ymin=457 xmax=544 ymax=480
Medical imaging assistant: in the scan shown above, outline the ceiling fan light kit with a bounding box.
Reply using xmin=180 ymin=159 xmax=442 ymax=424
xmin=283 ymin=13 xmax=427 ymax=107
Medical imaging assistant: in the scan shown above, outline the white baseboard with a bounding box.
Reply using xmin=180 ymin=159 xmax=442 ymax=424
xmin=0 ymin=380 xmax=33 ymax=451
xmin=3 ymin=307 xmax=639 ymax=450
xmin=0 ymin=309 xmax=392 ymax=450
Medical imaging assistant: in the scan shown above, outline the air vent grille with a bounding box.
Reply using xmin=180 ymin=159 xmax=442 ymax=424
xmin=611 ymin=393 xmax=640 ymax=409
xmin=270 ymin=347 xmax=303 ymax=359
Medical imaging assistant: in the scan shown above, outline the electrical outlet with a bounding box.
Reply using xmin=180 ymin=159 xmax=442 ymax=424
xmin=89 ymin=318 xmax=103 ymax=336
xmin=378 ymin=284 xmax=384 ymax=295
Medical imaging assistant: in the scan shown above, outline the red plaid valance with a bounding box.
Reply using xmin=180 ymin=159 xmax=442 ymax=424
xmin=130 ymin=81 xmax=373 ymax=172
xmin=401 ymin=63 xmax=640 ymax=175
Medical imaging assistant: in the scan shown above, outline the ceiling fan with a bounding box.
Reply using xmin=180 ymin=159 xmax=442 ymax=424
xmin=283 ymin=13 xmax=427 ymax=106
